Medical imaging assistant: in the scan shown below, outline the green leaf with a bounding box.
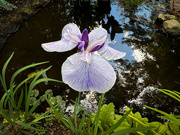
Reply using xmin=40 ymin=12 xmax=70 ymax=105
xmin=114 ymin=121 xmax=131 ymax=131
xmin=101 ymin=108 xmax=133 ymax=135
xmin=145 ymin=105 xmax=180 ymax=125
xmin=166 ymin=130 xmax=174 ymax=135
xmin=78 ymin=112 xmax=86 ymax=131
xmin=29 ymin=97 xmax=37 ymax=106
xmin=20 ymin=130 xmax=33 ymax=135
xmin=100 ymin=103 xmax=115 ymax=127
xmin=31 ymin=90 xmax=39 ymax=98
xmin=15 ymin=120 xmax=37 ymax=130
xmin=17 ymin=89 xmax=24 ymax=110
xmin=45 ymin=89 xmax=53 ymax=99
xmin=157 ymin=89 xmax=180 ymax=102
xmin=111 ymin=126 xmax=154 ymax=135
xmin=145 ymin=122 xmax=161 ymax=132
xmin=49 ymin=97 xmax=56 ymax=106
xmin=10 ymin=61 xmax=49 ymax=92
xmin=157 ymin=125 xmax=168 ymax=134
xmin=169 ymin=123 xmax=180 ymax=135
xmin=64 ymin=115 xmax=75 ymax=133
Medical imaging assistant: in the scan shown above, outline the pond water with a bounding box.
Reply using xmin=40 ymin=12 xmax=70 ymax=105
xmin=0 ymin=0 xmax=180 ymax=122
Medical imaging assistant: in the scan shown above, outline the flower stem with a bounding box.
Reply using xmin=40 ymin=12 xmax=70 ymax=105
xmin=74 ymin=92 xmax=81 ymax=130
xmin=94 ymin=93 xmax=105 ymax=135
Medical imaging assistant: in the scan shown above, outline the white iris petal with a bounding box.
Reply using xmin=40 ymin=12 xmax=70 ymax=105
xmin=62 ymin=52 xmax=116 ymax=93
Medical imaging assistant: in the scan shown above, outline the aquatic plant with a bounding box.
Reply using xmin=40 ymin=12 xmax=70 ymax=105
xmin=42 ymin=23 xmax=126 ymax=93
xmin=0 ymin=52 xmax=62 ymax=133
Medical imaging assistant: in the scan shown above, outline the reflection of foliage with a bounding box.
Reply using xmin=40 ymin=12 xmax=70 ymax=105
xmin=69 ymin=0 xmax=98 ymax=7
xmin=116 ymin=0 xmax=144 ymax=8
xmin=106 ymin=25 xmax=180 ymax=121
xmin=0 ymin=0 xmax=16 ymax=10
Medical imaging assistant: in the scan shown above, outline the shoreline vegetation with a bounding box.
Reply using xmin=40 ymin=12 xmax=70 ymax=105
xmin=0 ymin=0 xmax=51 ymax=49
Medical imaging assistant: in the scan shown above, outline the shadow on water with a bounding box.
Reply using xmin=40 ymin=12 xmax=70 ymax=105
xmin=0 ymin=0 xmax=180 ymax=121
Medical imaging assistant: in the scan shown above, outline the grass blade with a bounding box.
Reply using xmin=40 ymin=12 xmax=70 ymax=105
xmin=64 ymin=115 xmax=75 ymax=133
xmin=17 ymin=89 xmax=23 ymax=110
xmin=1 ymin=52 xmax=14 ymax=92
xmin=10 ymin=61 xmax=49 ymax=90
xmin=157 ymin=89 xmax=180 ymax=102
xmin=145 ymin=105 xmax=180 ymax=125
xmin=93 ymin=93 xmax=105 ymax=135
xmin=79 ymin=112 xmax=86 ymax=131
xmin=15 ymin=120 xmax=37 ymax=130
xmin=20 ymin=130 xmax=33 ymax=135
xmin=31 ymin=66 xmax=52 ymax=85
xmin=27 ymin=100 xmax=40 ymax=118
xmin=9 ymin=62 xmax=49 ymax=109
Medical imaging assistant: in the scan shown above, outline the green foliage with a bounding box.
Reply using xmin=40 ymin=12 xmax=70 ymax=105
xmin=48 ymin=91 xmax=152 ymax=135
xmin=21 ymin=5 xmax=33 ymax=15
xmin=145 ymin=89 xmax=180 ymax=135
xmin=145 ymin=89 xmax=180 ymax=125
xmin=90 ymin=104 xmax=154 ymax=135
xmin=29 ymin=89 xmax=66 ymax=115
xmin=0 ymin=0 xmax=16 ymax=10
xmin=0 ymin=52 xmax=62 ymax=133
xmin=100 ymin=103 xmax=115 ymax=128
xmin=0 ymin=124 xmax=8 ymax=135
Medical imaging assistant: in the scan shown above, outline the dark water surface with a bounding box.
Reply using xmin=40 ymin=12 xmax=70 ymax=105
xmin=0 ymin=0 xmax=180 ymax=121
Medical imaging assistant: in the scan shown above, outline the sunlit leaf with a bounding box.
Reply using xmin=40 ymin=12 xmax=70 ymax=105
xmin=100 ymin=103 xmax=115 ymax=127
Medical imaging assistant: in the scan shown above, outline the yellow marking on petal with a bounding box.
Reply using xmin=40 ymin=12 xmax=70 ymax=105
xmin=89 ymin=52 xmax=92 ymax=59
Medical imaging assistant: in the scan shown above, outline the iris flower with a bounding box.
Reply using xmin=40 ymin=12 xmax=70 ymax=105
xmin=42 ymin=23 xmax=126 ymax=93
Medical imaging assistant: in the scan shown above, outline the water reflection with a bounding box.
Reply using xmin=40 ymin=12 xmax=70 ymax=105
xmin=0 ymin=0 xmax=180 ymax=121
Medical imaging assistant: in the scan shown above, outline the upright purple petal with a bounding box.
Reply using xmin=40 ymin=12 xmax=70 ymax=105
xmin=98 ymin=43 xmax=126 ymax=60
xmin=89 ymin=28 xmax=107 ymax=42
xmin=81 ymin=29 xmax=89 ymax=49
xmin=62 ymin=52 xmax=116 ymax=93
xmin=91 ymin=42 xmax=105 ymax=52
xmin=42 ymin=38 xmax=77 ymax=52
xmin=62 ymin=23 xmax=81 ymax=38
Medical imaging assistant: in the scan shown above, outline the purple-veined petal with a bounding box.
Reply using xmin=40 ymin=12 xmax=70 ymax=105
xmin=62 ymin=52 xmax=116 ymax=93
xmin=62 ymin=23 xmax=81 ymax=38
xmin=98 ymin=43 xmax=126 ymax=60
xmin=41 ymin=38 xmax=78 ymax=52
xmin=89 ymin=28 xmax=107 ymax=42
xmin=64 ymin=32 xmax=81 ymax=43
